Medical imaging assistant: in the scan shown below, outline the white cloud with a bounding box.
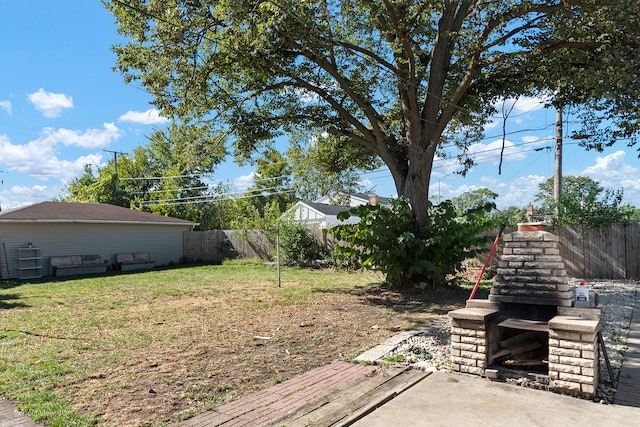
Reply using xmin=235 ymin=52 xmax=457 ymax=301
xmin=495 ymin=174 xmax=547 ymax=210
xmin=118 ymin=108 xmax=169 ymax=125
xmin=582 ymin=150 xmax=640 ymax=205
xmin=232 ymin=172 xmax=256 ymax=192
xmin=39 ymin=123 xmax=121 ymax=149
xmin=0 ymin=100 xmax=11 ymax=115
xmin=0 ymin=129 xmax=110 ymax=181
xmin=486 ymin=96 xmax=550 ymax=129
xmin=467 ymin=139 xmax=527 ymax=165
xmin=493 ymin=96 xmax=548 ymax=116
xmin=0 ymin=185 xmax=53 ymax=211
xmin=27 ymin=88 xmax=73 ymax=118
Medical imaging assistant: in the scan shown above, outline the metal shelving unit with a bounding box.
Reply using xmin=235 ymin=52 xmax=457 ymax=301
xmin=17 ymin=247 xmax=42 ymax=279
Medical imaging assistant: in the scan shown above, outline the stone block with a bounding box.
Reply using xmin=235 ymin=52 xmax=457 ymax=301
xmin=526 ymin=283 xmax=559 ymax=291
xmin=549 ymin=316 xmax=599 ymax=333
xmin=557 ymin=306 xmax=601 ymax=319
xmin=551 ymin=379 xmax=581 ymax=392
xmin=558 ymin=372 xmax=594 ymax=384
xmin=557 ymin=339 xmax=594 ymax=351
xmin=544 ymin=248 xmax=560 ymax=255
xmin=581 ymin=384 xmax=595 ymax=395
xmin=461 ymin=350 xmax=485 ymax=360
xmin=548 ymin=362 xmax=582 ymax=375
xmin=558 ymin=355 xmax=594 ymax=368
xmin=549 ymin=347 xmax=582 ymax=358
xmin=518 ymin=268 xmax=552 ymax=276
xmin=457 ymin=342 xmax=478 ymax=352
xmin=464 ymin=299 xmax=499 ymax=310
xmin=510 ymin=231 xmax=546 ymax=241
xmin=460 ymin=366 xmax=484 ymax=376
xmin=582 ymin=350 xmax=596 ymax=360
xmin=513 ymin=248 xmax=544 ymax=255
xmin=525 ymin=262 xmax=565 ymax=270
xmin=507 ymin=242 xmax=528 ymax=248
xmin=449 ymin=308 xmax=498 ymax=322
xmin=460 ymin=335 xmax=484 ymax=345
xmin=580 ymin=333 xmax=597 ymax=342
xmin=500 ymin=254 xmax=535 ymax=262
xmin=485 ymin=368 xmax=500 ymax=379
xmin=582 ymin=367 xmax=595 ymax=377
xmin=535 ymin=254 xmax=564 ymax=262
xmin=549 ymin=330 xmax=581 ymax=341
xmin=452 ymin=349 xmax=461 ymax=357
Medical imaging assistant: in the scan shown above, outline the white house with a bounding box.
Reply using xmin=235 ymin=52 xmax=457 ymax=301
xmin=288 ymin=193 xmax=391 ymax=229
xmin=0 ymin=202 xmax=196 ymax=279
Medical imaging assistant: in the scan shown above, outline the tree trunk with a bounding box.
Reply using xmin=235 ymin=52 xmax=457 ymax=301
xmin=395 ymin=146 xmax=434 ymax=236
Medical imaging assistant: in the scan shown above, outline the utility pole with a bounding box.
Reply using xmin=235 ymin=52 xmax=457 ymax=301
xmin=553 ymin=106 xmax=563 ymax=218
xmin=104 ymin=150 xmax=127 ymax=193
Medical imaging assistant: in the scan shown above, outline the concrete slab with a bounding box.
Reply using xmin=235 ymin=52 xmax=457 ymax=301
xmin=0 ymin=397 xmax=42 ymax=427
xmin=351 ymin=371 xmax=640 ymax=427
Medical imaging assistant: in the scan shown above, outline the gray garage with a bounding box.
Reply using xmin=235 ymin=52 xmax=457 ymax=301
xmin=0 ymin=202 xmax=196 ymax=279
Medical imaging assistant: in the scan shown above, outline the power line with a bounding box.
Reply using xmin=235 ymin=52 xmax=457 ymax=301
xmin=141 ymin=187 xmax=295 ymax=207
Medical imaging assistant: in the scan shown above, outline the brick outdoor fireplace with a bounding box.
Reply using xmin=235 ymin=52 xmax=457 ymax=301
xmin=448 ymin=225 xmax=602 ymax=397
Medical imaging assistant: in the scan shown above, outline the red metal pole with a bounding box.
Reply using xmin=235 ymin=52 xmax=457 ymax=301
xmin=469 ymin=224 xmax=506 ymax=300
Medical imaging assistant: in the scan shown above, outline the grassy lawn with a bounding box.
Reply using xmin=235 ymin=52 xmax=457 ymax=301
xmin=0 ymin=260 xmax=480 ymax=426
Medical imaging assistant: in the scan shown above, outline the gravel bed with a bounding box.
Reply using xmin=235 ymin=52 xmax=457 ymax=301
xmin=384 ymin=278 xmax=638 ymax=403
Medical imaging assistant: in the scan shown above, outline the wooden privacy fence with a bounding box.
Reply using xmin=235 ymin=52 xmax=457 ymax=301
xmin=556 ymin=223 xmax=640 ymax=280
xmin=183 ymin=230 xmax=274 ymax=263
xmin=184 ymin=223 xmax=640 ymax=279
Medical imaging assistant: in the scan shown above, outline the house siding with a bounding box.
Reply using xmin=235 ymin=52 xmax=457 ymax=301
xmin=293 ymin=203 xmax=328 ymax=226
xmin=0 ymin=222 xmax=191 ymax=279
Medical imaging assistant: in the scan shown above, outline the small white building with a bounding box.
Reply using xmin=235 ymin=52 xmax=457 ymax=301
xmin=288 ymin=193 xmax=390 ymax=229
xmin=0 ymin=202 xmax=196 ymax=279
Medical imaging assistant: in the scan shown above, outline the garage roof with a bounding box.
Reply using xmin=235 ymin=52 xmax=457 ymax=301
xmin=0 ymin=202 xmax=196 ymax=225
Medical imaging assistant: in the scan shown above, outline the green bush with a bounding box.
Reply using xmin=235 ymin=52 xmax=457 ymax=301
xmin=276 ymin=218 xmax=328 ymax=266
xmin=329 ymin=197 xmax=494 ymax=288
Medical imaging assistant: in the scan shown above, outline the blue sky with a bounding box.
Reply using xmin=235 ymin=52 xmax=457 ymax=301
xmin=1 ymin=1 xmax=638 ymax=212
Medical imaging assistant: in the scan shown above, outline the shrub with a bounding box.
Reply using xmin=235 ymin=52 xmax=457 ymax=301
xmin=329 ymin=197 xmax=494 ymax=288
xmin=276 ymin=217 xmax=328 ymax=266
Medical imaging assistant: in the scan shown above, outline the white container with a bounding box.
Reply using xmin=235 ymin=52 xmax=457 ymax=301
xmin=575 ymin=281 xmax=589 ymax=302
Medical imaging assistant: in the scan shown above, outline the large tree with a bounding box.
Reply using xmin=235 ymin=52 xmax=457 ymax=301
xmin=105 ymin=0 xmax=640 ymax=235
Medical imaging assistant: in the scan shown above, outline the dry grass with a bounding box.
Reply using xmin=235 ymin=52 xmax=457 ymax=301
xmin=0 ymin=260 xmax=477 ymax=426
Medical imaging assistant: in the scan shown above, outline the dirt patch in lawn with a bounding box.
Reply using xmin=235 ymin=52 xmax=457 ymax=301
xmin=1 ymin=265 xmax=479 ymax=426
xmin=74 ymin=285 xmax=472 ymax=425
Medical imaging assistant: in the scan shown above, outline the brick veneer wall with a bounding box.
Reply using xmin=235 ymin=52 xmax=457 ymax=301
xmin=491 ymin=231 xmax=573 ymax=307
xmin=548 ymin=308 xmax=601 ymax=397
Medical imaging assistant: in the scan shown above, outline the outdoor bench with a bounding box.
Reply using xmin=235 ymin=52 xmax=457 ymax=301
xmin=116 ymin=252 xmax=155 ymax=271
xmin=50 ymin=255 xmax=108 ymax=277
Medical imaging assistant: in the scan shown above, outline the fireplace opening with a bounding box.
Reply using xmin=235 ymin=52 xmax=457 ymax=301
xmin=498 ymin=302 xmax=557 ymax=323
xmin=489 ymin=326 xmax=549 ymax=376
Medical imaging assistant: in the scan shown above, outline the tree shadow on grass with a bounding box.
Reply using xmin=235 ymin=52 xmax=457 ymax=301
xmin=0 ymin=293 xmax=29 ymax=309
xmin=313 ymin=282 xmax=491 ymax=319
